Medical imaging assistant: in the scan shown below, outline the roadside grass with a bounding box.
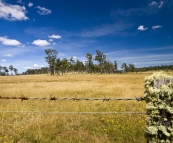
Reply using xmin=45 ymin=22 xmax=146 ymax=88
xmin=1 ymin=72 xmax=170 ymax=142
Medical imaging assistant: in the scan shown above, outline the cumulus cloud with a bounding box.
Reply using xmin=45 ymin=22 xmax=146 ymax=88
xmin=32 ymin=39 xmax=50 ymax=46
xmin=48 ymin=34 xmax=61 ymax=39
xmin=137 ymin=25 xmax=148 ymax=31
xmin=152 ymin=25 xmax=162 ymax=30
xmin=0 ymin=37 xmax=22 ymax=46
xmin=0 ymin=1 xmax=28 ymax=21
xmin=1 ymin=59 xmax=7 ymax=62
xmin=36 ymin=6 xmax=51 ymax=15
xmin=28 ymin=2 xmax=33 ymax=7
xmin=4 ymin=54 xmax=13 ymax=57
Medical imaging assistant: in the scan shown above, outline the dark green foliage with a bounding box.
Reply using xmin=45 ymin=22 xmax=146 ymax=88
xmin=45 ymin=49 xmax=58 ymax=75
xmin=0 ymin=65 xmax=18 ymax=76
xmin=95 ymin=50 xmax=106 ymax=74
xmin=121 ymin=63 xmax=128 ymax=73
xmin=85 ymin=53 xmax=93 ymax=73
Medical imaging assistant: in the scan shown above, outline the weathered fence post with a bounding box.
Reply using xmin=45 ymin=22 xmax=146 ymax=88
xmin=144 ymin=72 xmax=173 ymax=143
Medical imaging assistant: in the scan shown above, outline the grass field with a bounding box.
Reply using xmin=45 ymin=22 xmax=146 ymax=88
xmin=1 ymin=72 xmax=171 ymax=143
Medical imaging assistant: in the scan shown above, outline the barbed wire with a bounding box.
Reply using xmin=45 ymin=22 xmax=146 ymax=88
xmin=0 ymin=96 xmax=145 ymax=102
xmin=0 ymin=96 xmax=145 ymax=114
xmin=0 ymin=111 xmax=146 ymax=114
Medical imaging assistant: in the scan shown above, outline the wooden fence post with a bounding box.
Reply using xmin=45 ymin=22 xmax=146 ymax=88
xmin=144 ymin=72 xmax=173 ymax=143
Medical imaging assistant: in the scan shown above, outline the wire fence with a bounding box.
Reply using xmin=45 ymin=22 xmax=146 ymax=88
xmin=0 ymin=96 xmax=145 ymax=102
xmin=0 ymin=96 xmax=145 ymax=114
xmin=0 ymin=96 xmax=146 ymax=114
xmin=0 ymin=111 xmax=146 ymax=114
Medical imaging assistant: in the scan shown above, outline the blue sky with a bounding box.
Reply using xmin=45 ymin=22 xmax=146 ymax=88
xmin=0 ymin=0 xmax=173 ymax=73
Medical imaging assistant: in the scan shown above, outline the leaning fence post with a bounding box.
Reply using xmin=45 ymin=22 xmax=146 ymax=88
xmin=144 ymin=72 xmax=173 ymax=143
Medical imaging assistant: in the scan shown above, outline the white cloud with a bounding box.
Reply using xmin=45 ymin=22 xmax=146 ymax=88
xmin=1 ymin=59 xmax=7 ymax=62
xmin=148 ymin=1 xmax=157 ymax=6
xmin=28 ymin=2 xmax=33 ymax=7
xmin=4 ymin=54 xmax=13 ymax=57
xmin=152 ymin=25 xmax=162 ymax=30
xmin=49 ymin=39 xmax=53 ymax=42
xmin=148 ymin=1 xmax=164 ymax=8
xmin=73 ymin=56 xmax=78 ymax=59
xmin=137 ymin=25 xmax=148 ymax=31
xmin=36 ymin=6 xmax=51 ymax=15
xmin=0 ymin=1 xmax=28 ymax=21
xmin=32 ymin=39 xmax=50 ymax=46
xmin=19 ymin=44 xmax=25 ymax=48
xmin=24 ymin=66 xmax=32 ymax=69
xmin=158 ymin=1 xmax=164 ymax=8
xmin=17 ymin=0 xmax=23 ymax=4
xmin=48 ymin=34 xmax=61 ymax=39
xmin=81 ymin=22 xmax=132 ymax=38
xmin=0 ymin=37 xmax=22 ymax=46
xmin=34 ymin=64 xmax=39 ymax=67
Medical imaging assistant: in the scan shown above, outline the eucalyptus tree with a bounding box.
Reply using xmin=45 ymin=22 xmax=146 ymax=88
xmin=85 ymin=53 xmax=93 ymax=73
xmin=41 ymin=67 xmax=49 ymax=74
xmin=0 ymin=65 xmax=2 ymax=75
xmin=69 ymin=56 xmax=76 ymax=72
xmin=121 ymin=63 xmax=128 ymax=73
xmin=55 ymin=58 xmax=62 ymax=75
xmin=45 ymin=49 xmax=58 ymax=75
xmin=3 ymin=66 xmax=9 ymax=75
xmin=94 ymin=50 xmax=106 ymax=74
xmin=13 ymin=68 xmax=18 ymax=75
xmin=104 ymin=60 xmax=114 ymax=74
xmin=75 ymin=59 xmax=84 ymax=74
xmin=9 ymin=65 xmax=14 ymax=75
xmin=113 ymin=60 xmax=118 ymax=72
xmin=128 ymin=64 xmax=135 ymax=72
xmin=60 ymin=58 xmax=69 ymax=75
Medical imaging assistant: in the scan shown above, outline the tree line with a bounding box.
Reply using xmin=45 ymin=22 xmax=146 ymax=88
xmin=135 ymin=65 xmax=173 ymax=72
xmin=22 ymin=49 xmax=173 ymax=75
xmin=0 ymin=49 xmax=173 ymax=76
xmin=0 ymin=65 xmax=18 ymax=76
xmin=41 ymin=49 xmax=120 ymax=75
xmin=3 ymin=49 xmax=172 ymax=76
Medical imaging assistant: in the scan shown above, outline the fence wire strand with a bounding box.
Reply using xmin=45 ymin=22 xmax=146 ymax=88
xmin=0 ymin=111 xmax=146 ymax=114
xmin=0 ymin=96 xmax=145 ymax=114
xmin=0 ymin=96 xmax=145 ymax=102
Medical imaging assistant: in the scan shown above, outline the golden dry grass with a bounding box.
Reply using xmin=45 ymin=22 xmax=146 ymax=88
xmin=1 ymin=72 xmax=170 ymax=143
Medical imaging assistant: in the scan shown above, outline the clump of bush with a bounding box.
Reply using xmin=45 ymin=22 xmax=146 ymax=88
xmin=144 ymin=72 xmax=173 ymax=143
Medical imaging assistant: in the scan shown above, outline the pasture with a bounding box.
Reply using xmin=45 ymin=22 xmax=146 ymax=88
xmin=0 ymin=72 xmax=168 ymax=143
